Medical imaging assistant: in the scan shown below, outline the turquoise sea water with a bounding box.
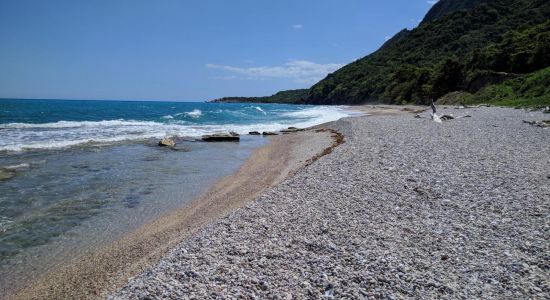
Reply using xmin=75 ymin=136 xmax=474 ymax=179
xmin=0 ymin=99 xmax=351 ymax=152
xmin=0 ymin=99 xmax=353 ymax=291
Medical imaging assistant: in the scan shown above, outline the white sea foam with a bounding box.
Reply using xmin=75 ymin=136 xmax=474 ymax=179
xmin=0 ymin=120 xmax=160 ymax=129
xmin=162 ymin=115 xmax=174 ymax=119
xmin=3 ymin=163 xmax=30 ymax=170
xmin=185 ymin=109 xmax=202 ymax=117
xmin=253 ymin=106 xmax=267 ymax=115
xmin=0 ymin=106 xmax=356 ymax=152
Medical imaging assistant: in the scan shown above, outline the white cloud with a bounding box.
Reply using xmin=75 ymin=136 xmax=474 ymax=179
xmin=427 ymin=0 xmax=438 ymax=5
xmin=206 ymin=60 xmax=343 ymax=84
xmin=213 ymin=75 xmax=238 ymax=80
xmin=292 ymin=24 xmax=304 ymax=30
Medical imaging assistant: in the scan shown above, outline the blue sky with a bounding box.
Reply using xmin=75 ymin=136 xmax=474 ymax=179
xmin=0 ymin=0 xmax=438 ymax=101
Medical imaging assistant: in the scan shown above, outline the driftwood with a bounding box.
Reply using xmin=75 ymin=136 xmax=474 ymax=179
xmin=523 ymin=120 xmax=550 ymax=128
xmin=424 ymin=100 xmax=472 ymax=122
xmin=430 ymin=100 xmax=442 ymax=123
xmin=455 ymin=104 xmax=490 ymax=109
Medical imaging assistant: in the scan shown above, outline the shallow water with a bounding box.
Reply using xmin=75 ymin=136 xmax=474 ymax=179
xmin=0 ymin=136 xmax=265 ymax=289
xmin=0 ymin=99 xmax=355 ymax=291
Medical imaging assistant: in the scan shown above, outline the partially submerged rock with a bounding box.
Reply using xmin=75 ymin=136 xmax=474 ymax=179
xmin=202 ymin=132 xmax=240 ymax=142
xmin=249 ymin=131 xmax=261 ymax=135
xmin=262 ymin=131 xmax=279 ymax=136
xmin=280 ymin=127 xmax=304 ymax=134
xmin=0 ymin=169 xmax=16 ymax=181
xmin=158 ymin=138 xmax=176 ymax=147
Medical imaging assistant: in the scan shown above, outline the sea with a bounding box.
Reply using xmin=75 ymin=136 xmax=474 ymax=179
xmin=0 ymin=99 xmax=355 ymax=289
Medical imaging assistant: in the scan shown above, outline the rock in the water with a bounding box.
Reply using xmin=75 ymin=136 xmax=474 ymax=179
xmin=158 ymin=138 xmax=176 ymax=147
xmin=280 ymin=127 xmax=304 ymax=134
xmin=202 ymin=132 xmax=240 ymax=142
xmin=262 ymin=131 xmax=279 ymax=136
xmin=440 ymin=114 xmax=455 ymax=121
xmin=249 ymin=131 xmax=261 ymax=135
xmin=0 ymin=169 xmax=16 ymax=181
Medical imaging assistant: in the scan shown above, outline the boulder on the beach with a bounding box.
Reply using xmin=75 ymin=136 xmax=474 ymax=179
xmin=0 ymin=169 xmax=16 ymax=181
xmin=262 ymin=131 xmax=279 ymax=136
xmin=202 ymin=132 xmax=240 ymax=142
xmin=249 ymin=131 xmax=261 ymax=135
xmin=158 ymin=137 xmax=176 ymax=147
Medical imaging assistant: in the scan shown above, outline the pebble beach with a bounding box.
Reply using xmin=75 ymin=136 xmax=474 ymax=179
xmin=112 ymin=107 xmax=550 ymax=299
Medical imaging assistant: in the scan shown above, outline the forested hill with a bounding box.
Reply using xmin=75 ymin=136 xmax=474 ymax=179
xmin=210 ymin=89 xmax=308 ymax=104
xmin=212 ymin=0 xmax=550 ymax=107
xmin=421 ymin=0 xmax=490 ymax=23
xmin=306 ymin=0 xmax=549 ymax=105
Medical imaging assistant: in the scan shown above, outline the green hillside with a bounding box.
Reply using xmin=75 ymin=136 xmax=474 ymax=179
xmin=306 ymin=0 xmax=550 ymax=105
xmin=439 ymin=67 xmax=550 ymax=107
xmin=212 ymin=0 xmax=549 ymax=107
xmin=421 ymin=0 xmax=490 ymax=23
xmin=210 ymin=89 xmax=308 ymax=104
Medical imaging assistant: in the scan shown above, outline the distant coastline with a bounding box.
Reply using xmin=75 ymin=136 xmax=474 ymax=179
xmin=209 ymin=89 xmax=308 ymax=104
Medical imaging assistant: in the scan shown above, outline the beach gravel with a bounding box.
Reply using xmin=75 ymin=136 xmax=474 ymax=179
xmin=112 ymin=107 xmax=550 ymax=299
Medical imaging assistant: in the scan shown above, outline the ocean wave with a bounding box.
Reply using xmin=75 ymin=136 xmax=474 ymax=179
xmin=0 ymin=134 xmax=161 ymax=152
xmin=185 ymin=109 xmax=202 ymax=118
xmin=249 ymin=106 xmax=267 ymax=115
xmin=0 ymin=119 xmax=162 ymax=129
xmin=0 ymin=105 xmax=356 ymax=152
xmin=280 ymin=106 xmax=349 ymax=119
xmin=2 ymin=163 xmax=30 ymax=170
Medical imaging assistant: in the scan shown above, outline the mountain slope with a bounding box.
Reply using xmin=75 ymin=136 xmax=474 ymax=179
xmin=305 ymin=0 xmax=550 ymax=105
xmin=421 ymin=0 xmax=490 ymax=23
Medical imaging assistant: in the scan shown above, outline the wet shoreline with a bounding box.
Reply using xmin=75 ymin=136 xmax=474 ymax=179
xmin=0 ymin=136 xmax=267 ymax=296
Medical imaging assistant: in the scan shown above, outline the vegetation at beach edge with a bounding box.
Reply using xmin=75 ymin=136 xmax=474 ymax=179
xmin=437 ymin=67 xmax=550 ymax=107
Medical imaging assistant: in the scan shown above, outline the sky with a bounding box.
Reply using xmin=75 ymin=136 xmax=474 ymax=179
xmin=0 ymin=0 xmax=438 ymax=101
